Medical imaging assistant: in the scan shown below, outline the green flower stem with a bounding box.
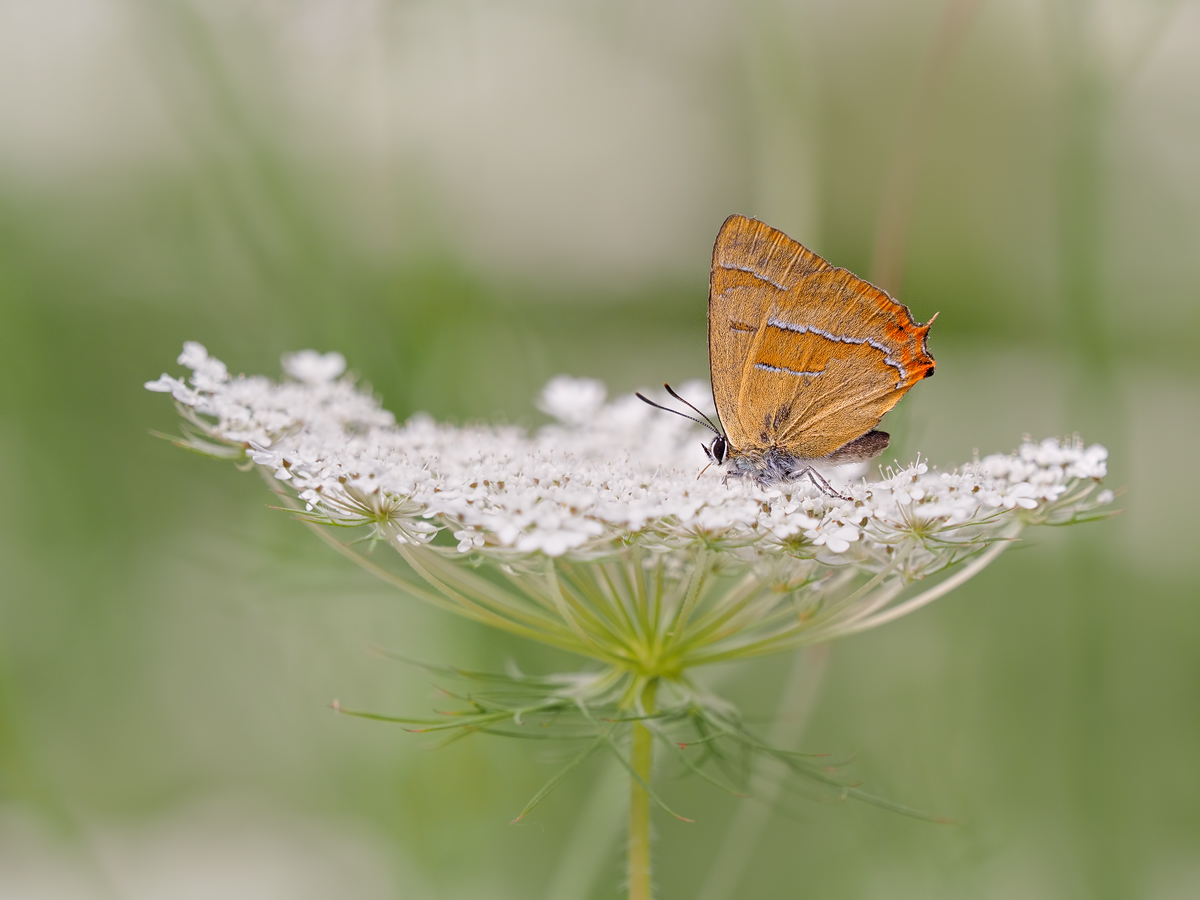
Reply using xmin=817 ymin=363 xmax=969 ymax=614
xmin=629 ymin=679 xmax=659 ymax=900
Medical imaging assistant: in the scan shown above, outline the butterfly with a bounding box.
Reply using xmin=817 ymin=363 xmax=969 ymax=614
xmin=639 ymin=214 xmax=936 ymax=495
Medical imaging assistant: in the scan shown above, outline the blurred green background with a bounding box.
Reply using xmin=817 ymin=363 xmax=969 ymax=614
xmin=1 ymin=1 xmax=1198 ymax=897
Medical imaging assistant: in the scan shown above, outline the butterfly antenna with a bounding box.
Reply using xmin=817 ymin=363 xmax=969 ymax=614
xmin=635 ymin=391 xmax=720 ymax=436
xmin=661 ymin=383 xmax=723 ymax=435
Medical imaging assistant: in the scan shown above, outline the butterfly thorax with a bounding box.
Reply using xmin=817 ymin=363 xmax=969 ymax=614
xmin=724 ymin=446 xmax=813 ymax=485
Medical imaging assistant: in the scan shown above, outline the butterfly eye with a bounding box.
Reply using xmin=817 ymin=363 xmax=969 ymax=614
xmin=711 ymin=436 xmax=728 ymax=465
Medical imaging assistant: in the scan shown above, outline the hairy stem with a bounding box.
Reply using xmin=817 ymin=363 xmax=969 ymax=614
xmin=629 ymin=680 xmax=659 ymax=900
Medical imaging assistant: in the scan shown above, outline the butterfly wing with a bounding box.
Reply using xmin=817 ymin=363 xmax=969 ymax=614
xmin=708 ymin=215 xmax=934 ymax=459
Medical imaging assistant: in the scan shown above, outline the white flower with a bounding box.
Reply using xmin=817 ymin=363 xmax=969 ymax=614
xmin=177 ymin=341 xmax=229 ymax=391
xmin=144 ymin=374 xmax=199 ymax=405
xmin=538 ymin=375 xmax=607 ymax=425
xmin=453 ymin=528 xmax=486 ymax=553
xmin=282 ymin=350 xmax=347 ymax=385
xmin=177 ymin=341 xmax=210 ymax=370
xmin=808 ymin=523 xmax=860 ymax=554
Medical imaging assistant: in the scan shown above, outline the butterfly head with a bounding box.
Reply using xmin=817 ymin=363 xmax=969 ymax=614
xmin=702 ymin=434 xmax=729 ymax=465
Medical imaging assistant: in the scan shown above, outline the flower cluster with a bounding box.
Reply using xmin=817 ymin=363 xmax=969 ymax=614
xmin=147 ymin=341 xmax=1117 ymax=837
xmin=147 ymin=343 xmax=1110 ymax=575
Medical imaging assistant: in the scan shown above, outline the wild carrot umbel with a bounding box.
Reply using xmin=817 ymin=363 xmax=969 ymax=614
xmin=148 ymin=343 xmax=1114 ymax=899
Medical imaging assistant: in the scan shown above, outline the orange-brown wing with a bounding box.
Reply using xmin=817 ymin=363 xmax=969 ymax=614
xmin=708 ymin=215 xmax=934 ymax=459
xmin=709 ymin=215 xmax=826 ymax=448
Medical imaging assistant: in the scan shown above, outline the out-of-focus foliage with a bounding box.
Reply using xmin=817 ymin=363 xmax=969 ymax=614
xmin=0 ymin=1 xmax=1197 ymax=898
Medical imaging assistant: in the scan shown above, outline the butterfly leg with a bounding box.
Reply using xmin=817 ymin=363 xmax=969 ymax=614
xmin=791 ymin=466 xmax=851 ymax=501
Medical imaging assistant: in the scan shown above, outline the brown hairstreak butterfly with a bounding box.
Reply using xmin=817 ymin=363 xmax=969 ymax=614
xmin=639 ymin=215 xmax=936 ymax=496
